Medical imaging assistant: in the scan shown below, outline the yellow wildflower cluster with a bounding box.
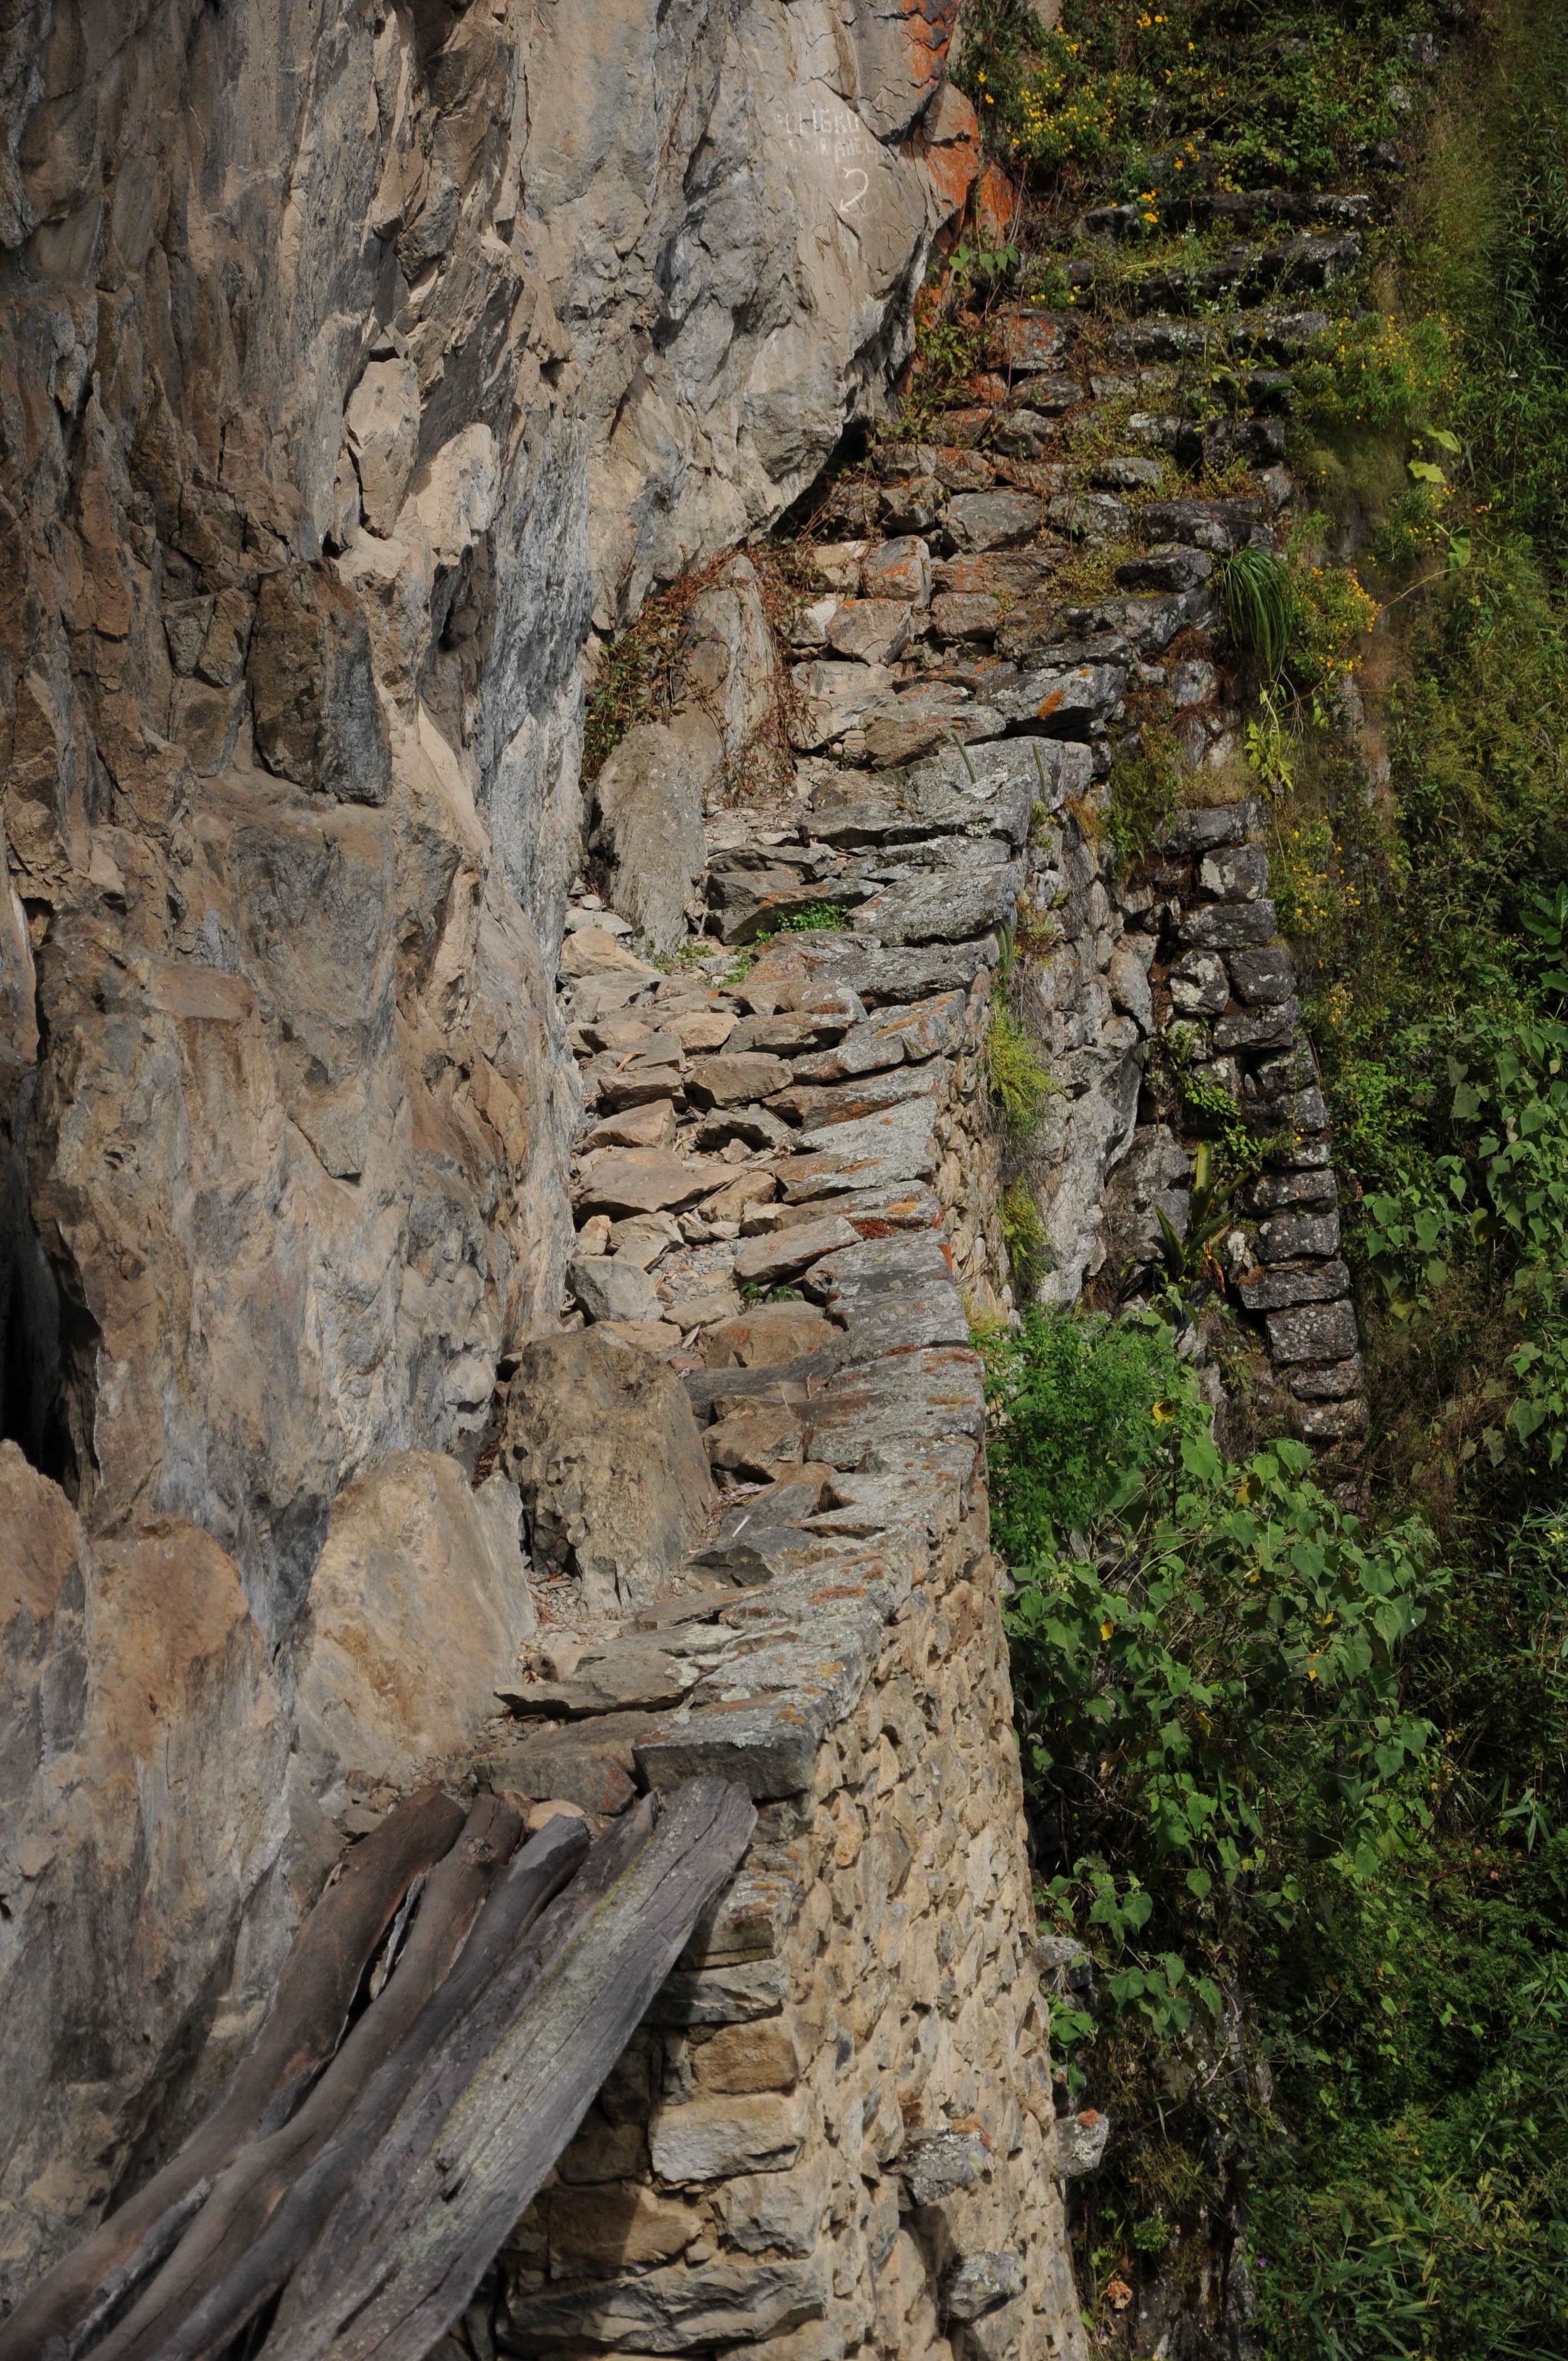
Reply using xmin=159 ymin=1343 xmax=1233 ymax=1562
xmin=1271 ymin=819 xmax=1362 ymax=940
xmin=1293 ymin=562 xmax=1379 ymax=689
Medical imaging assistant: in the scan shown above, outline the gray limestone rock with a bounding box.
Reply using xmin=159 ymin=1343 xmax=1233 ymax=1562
xmin=943 ymin=491 xmax=1044 ymax=551
xmin=569 ymin=1257 xmax=662 ymax=1323
xmin=899 ymin=2126 xmax=988 ymax=2206
xmin=1213 ymin=999 xmax=1301 ymax=1051
xmin=1054 ymin=2109 xmax=1111 ymax=2179
xmin=502 ymin=1330 xmax=715 ymax=1614
xmin=1181 ymin=900 xmax=1280 ymax=950
xmin=1170 ymin=948 xmax=1231 ymax=1016
xmin=1257 ymin=1210 xmax=1342 ymax=1263
xmin=1298 ymin=1398 xmax=1370 ymax=1442
xmin=1288 ymin=1356 xmax=1365 ymax=1400
xmin=1237 ymin=1259 xmax=1352 ymax=1312
xmin=1267 ymin=1300 xmax=1362 ymax=1364
xmin=1199 ymin=843 xmax=1269 ymax=901
xmin=989 ymin=661 xmax=1128 ymax=733
xmin=1227 ymin=943 xmax=1299 ymax=1003
xmin=946 ymin=2251 xmax=1025 ymax=2323
xmin=502 ymin=2259 xmax=825 ymax=2352
xmin=647 ymin=1960 xmax=792 ymax=2027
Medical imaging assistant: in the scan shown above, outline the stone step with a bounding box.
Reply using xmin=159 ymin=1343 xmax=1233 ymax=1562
xmin=1111 ymin=307 xmax=1330 ymax=364
xmin=1079 ymin=188 xmax=1370 ymax=242
xmin=1109 ymin=230 xmax=1362 ymax=317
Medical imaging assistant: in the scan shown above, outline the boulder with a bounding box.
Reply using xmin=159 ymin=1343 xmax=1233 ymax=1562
xmin=503 ymin=1330 xmax=715 ymax=1615
xmin=569 ymin=1257 xmax=662 ymax=1322
xmin=293 ymin=1451 xmax=536 ymax=1804
xmin=591 ymin=719 xmax=714 ymax=956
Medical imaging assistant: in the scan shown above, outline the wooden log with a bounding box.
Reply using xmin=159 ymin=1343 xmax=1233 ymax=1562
xmin=152 ymin=1809 xmax=602 ymax=2361
xmin=0 ymin=1788 xmax=465 ymax=2361
xmin=265 ymin=1778 xmax=756 ymax=2361
xmin=80 ymin=1796 xmax=522 ymax=2361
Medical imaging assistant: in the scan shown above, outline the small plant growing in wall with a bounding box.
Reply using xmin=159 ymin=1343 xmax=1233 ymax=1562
xmin=987 ymin=1002 xmax=1058 ymax=1136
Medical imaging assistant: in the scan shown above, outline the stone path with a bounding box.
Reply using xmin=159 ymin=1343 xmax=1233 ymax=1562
xmin=556 ymin=184 xmax=1370 ymax=1455
xmin=469 ymin=179 xmax=1384 ymax=2361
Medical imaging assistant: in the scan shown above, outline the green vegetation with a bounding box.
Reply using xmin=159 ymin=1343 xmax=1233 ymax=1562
xmin=1216 ymin=546 xmax=1296 ymax=684
xmin=955 ymin=2 xmax=1442 ymax=195
xmin=961 ymin=3 xmax=1568 ymax=2353
xmin=1000 ymin=1175 xmax=1051 ymax=1302
xmin=1106 ymin=725 xmax=1180 ymax=867
xmin=987 ymin=1000 xmax=1059 ymax=1134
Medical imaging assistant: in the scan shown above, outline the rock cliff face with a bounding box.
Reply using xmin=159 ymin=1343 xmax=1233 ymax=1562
xmin=0 ymin=0 xmax=964 ymax=1633
xmin=0 ymin=0 xmax=982 ymax=2306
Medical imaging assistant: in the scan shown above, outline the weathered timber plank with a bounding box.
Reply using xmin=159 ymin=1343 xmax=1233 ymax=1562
xmin=266 ymin=1778 xmax=757 ymax=2361
xmin=0 ymin=1788 xmax=465 ymax=2361
xmin=85 ymin=1796 xmax=522 ymax=2361
xmin=153 ymin=1810 xmax=598 ymax=2361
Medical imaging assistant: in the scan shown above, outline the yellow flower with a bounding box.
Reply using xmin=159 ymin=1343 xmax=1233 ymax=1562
xmin=1100 ymin=1619 xmax=1115 ymax=1641
xmin=1152 ymin=1400 xmax=1173 ymax=1425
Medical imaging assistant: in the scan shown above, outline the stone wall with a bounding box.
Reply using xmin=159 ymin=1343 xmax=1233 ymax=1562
xmin=488 ymin=1430 xmax=1084 ymax=2361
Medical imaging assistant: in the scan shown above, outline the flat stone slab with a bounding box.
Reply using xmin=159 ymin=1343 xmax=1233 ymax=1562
xmin=1267 ymin=1299 xmax=1360 ymax=1365
xmin=778 ymin=1095 xmax=941 ymax=1201
xmin=801 ymin=1231 xmax=968 ymax=1358
xmin=1257 ymin=1210 xmax=1341 ymax=1263
xmin=497 ymin=1648 xmax=693 ymax=1720
xmin=647 ymin=1958 xmax=791 ymax=2026
xmin=988 ymin=661 xmax=1126 ymax=733
xmin=1180 ymin=900 xmax=1280 ymax=950
xmin=1237 ymin=1258 xmax=1351 ymax=1313
xmin=768 ymin=1059 xmax=945 ymax=1132
xmin=849 ymin=856 xmax=1024 ymax=948
xmin=635 ymin=1697 xmax=827 ymax=1800
xmin=803 ymin=1346 xmax=985 ymax=1471
xmin=575 ymin=1148 xmax=733 ymax=1216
